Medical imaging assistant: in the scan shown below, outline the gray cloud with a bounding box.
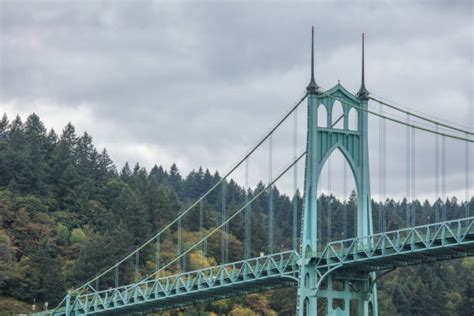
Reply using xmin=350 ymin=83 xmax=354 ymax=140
xmin=1 ymin=0 xmax=472 ymax=200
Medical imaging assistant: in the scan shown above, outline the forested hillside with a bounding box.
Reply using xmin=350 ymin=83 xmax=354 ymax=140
xmin=0 ymin=113 xmax=473 ymax=315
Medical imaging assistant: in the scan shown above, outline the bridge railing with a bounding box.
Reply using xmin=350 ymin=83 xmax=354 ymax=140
xmin=316 ymin=216 xmax=474 ymax=268
xmin=68 ymin=251 xmax=299 ymax=315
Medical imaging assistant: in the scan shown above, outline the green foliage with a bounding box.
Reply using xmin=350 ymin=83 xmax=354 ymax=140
xmin=56 ymin=223 xmax=70 ymax=245
xmin=70 ymin=228 xmax=86 ymax=244
xmin=0 ymin=297 xmax=31 ymax=315
xmin=0 ymin=112 xmax=473 ymax=314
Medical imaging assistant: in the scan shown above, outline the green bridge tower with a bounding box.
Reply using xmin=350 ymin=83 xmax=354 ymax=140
xmin=297 ymin=29 xmax=378 ymax=315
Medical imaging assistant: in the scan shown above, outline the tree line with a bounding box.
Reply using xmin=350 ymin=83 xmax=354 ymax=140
xmin=0 ymin=113 xmax=472 ymax=315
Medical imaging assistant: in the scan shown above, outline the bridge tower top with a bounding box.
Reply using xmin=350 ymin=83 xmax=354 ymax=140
xmin=306 ymin=26 xmax=320 ymax=94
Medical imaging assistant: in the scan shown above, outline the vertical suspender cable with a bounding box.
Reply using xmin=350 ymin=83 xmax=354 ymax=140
xmin=199 ymin=199 xmax=203 ymax=252
xmin=327 ymin=156 xmax=332 ymax=243
xmin=268 ymin=134 xmax=274 ymax=254
xmin=466 ymin=132 xmax=470 ymax=218
xmin=293 ymin=110 xmax=298 ymax=250
xmin=406 ymin=114 xmax=411 ymax=227
xmin=245 ymin=158 xmax=251 ymax=259
xmin=221 ymin=182 xmax=227 ymax=263
xmin=435 ymin=123 xmax=439 ymax=222
xmin=411 ymin=126 xmax=416 ymax=227
xmin=442 ymin=135 xmax=446 ymax=221
xmin=203 ymin=204 xmax=208 ymax=255
xmin=156 ymin=235 xmax=160 ymax=272
xmin=343 ymin=162 xmax=347 ymax=239
xmin=200 ymin=200 xmax=206 ymax=255
xmin=379 ymin=104 xmax=383 ymax=232
xmin=177 ymin=218 xmax=182 ymax=270
xmin=383 ymin=113 xmax=387 ymax=231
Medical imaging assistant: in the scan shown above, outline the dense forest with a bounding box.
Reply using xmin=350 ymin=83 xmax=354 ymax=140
xmin=0 ymin=113 xmax=473 ymax=315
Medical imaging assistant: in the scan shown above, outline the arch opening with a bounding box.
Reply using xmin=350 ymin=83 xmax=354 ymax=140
xmin=331 ymin=100 xmax=344 ymax=129
xmin=317 ymin=148 xmax=358 ymax=250
xmin=317 ymin=104 xmax=327 ymax=128
xmin=348 ymin=108 xmax=358 ymax=131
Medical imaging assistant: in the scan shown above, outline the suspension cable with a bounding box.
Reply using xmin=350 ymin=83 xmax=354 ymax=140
xmin=200 ymin=200 xmax=206 ymax=254
xmin=245 ymin=157 xmax=251 ymax=259
xmin=378 ymin=103 xmax=383 ymax=232
xmin=221 ymin=181 xmax=227 ymax=263
xmin=435 ymin=123 xmax=439 ymax=222
xmin=140 ymin=151 xmax=307 ymax=283
xmin=343 ymin=162 xmax=347 ymax=239
xmin=382 ymin=105 xmax=386 ymax=231
xmin=268 ymin=133 xmax=274 ymax=254
xmin=293 ymin=110 xmax=298 ymax=250
xmin=156 ymin=235 xmax=160 ymax=272
xmin=199 ymin=198 xmax=203 ymax=252
xmin=69 ymin=92 xmax=308 ymax=294
xmin=466 ymin=133 xmax=470 ymax=218
xmin=406 ymin=114 xmax=411 ymax=228
xmin=369 ymin=95 xmax=474 ymax=135
xmin=177 ymin=217 xmax=182 ymax=270
xmin=411 ymin=126 xmax=416 ymax=227
xmin=442 ymin=135 xmax=447 ymax=221
xmin=319 ymin=91 xmax=473 ymax=143
xmin=327 ymin=155 xmax=332 ymax=243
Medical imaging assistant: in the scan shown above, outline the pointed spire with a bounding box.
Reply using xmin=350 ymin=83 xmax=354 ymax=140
xmin=357 ymin=33 xmax=369 ymax=99
xmin=306 ymin=26 xmax=319 ymax=94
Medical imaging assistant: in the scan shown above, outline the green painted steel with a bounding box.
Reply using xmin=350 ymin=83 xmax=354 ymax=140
xmin=297 ymin=82 xmax=378 ymax=315
xmin=33 ymin=31 xmax=474 ymax=316
xmin=39 ymin=251 xmax=299 ymax=315
xmin=315 ymin=216 xmax=474 ymax=274
xmin=32 ymin=217 xmax=474 ymax=315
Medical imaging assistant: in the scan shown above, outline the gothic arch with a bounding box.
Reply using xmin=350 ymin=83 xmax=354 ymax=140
xmin=331 ymin=100 xmax=344 ymax=129
xmin=317 ymin=104 xmax=328 ymax=127
xmin=317 ymin=145 xmax=360 ymax=196
xmin=348 ymin=108 xmax=358 ymax=131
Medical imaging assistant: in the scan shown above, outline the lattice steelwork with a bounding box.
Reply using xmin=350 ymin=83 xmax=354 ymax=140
xmin=33 ymin=217 xmax=474 ymax=316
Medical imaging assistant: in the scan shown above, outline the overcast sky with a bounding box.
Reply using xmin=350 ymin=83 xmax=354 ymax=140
xmin=1 ymin=0 xmax=473 ymax=201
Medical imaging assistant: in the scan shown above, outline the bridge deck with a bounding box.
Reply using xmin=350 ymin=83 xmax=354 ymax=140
xmin=40 ymin=217 xmax=474 ymax=315
xmin=314 ymin=217 xmax=474 ymax=273
xmin=61 ymin=251 xmax=298 ymax=315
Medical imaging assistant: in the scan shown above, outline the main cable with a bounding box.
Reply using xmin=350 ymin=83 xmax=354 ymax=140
xmin=69 ymin=92 xmax=308 ymax=294
xmin=370 ymin=95 xmax=473 ymax=136
xmin=140 ymin=151 xmax=307 ymax=283
xmin=319 ymin=91 xmax=473 ymax=143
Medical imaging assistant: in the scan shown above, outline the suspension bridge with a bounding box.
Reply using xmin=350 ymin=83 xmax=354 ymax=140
xmin=37 ymin=29 xmax=473 ymax=315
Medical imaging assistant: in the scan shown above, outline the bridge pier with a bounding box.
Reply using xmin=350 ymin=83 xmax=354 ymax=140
xmin=319 ymin=272 xmax=377 ymax=316
xmin=298 ymin=267 xmax=377 ymax=316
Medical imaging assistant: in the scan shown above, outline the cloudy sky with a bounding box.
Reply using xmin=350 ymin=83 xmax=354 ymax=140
xmin=1 ymin=0 xmax=473 ymax=201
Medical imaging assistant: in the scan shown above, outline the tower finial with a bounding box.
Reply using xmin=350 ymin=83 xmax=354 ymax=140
xmin=357 ymin=33 xmax=369 ymax=99
xmin=306 ymin=26 xmax=319 ymax=94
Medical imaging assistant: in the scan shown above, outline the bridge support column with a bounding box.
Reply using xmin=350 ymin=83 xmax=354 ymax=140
xmin=315 ymin=272 xmax=377 ymax=316
xmin=298 ymin=30 xmax=378 ymax=315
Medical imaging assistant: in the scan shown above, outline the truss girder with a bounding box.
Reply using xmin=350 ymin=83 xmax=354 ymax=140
xmin=315 ymin=217 xmax=474 ymax=273
xmin=34 ymin=218 xmax=474 ymax=315
xmin=63 ymin=251 xmax=299 ymax=315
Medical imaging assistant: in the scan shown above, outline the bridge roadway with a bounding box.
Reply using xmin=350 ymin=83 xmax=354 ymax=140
xmin=40 ymin=217 xmax=474 ymax=315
